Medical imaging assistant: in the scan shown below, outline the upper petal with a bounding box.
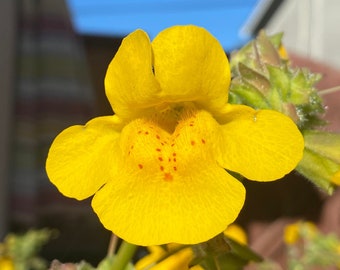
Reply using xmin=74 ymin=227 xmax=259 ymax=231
xmin=104 ymin=29 xmax=161 ymax=119
xmin=92 ymin=110 xmax=245 ymax=245
xmin=152 ymin=25 xmax=230 ymax=113
xmin=217 ymin=104 xmax=304 ymax=181
xmin=46 ymin=116 xmax=121 ymax=200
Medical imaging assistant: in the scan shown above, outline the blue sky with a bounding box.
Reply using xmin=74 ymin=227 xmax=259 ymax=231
xmin=66 ymin=0 xmax=260 ymax=51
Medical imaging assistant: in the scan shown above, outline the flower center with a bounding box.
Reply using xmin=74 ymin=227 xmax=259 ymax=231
xmin=120 ymin=106 xmax=220 ymax=182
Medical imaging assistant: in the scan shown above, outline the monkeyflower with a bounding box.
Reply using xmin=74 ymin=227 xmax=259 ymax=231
xmin=46 ymin=25 xmax=303 ymax=246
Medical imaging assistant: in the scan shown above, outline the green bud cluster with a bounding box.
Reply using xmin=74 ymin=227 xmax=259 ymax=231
xmin=229 ymin=31 xmax=325 ymax=130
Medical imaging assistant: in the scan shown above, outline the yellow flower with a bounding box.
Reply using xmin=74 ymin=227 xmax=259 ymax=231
xmin=135 ymin=244 xmax=195 ymax=270
xmin=0 ymin=257 xmax=14 ymax=270
xmin=278 ymin=45 xmax=288 ymax=60
xmin=224 ymin=224 xmax=247 ymax=245
xmin=46 ymin=25 xmax=304 ymax=245
xmin=284 ymin=221 xmax=317 ymax=245
xmin=332 ymin=170 xmax=340 ymax=185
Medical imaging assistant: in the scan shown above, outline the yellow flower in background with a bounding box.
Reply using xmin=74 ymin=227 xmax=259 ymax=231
xmin=284 ymin=221 xmax=317 ymax=245
xmin=278 ymin=45 xmax=288 ymax=60
xmin=224 ymin=224 xmax=247 ymax=245
xmin=0 ymin=257 xmax=14 ymax=270
xmin=46 ymin=25 xmax=304 ymax=245
xmin=332 ymin=170 xmax=340 ymax=185
xmin=135 ymin=244 xmax=197 ymax=270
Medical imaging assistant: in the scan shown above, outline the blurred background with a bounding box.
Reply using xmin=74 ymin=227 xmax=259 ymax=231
xmin=0 ymin=0 xmax=339 ymax=265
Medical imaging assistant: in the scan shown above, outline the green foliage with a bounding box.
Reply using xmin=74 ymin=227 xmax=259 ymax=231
xmin=191 ymin=233 xmax=262 ymax=269
xmin=229 ymin=31 xmax=325 ymax=130
xmin=0 ymin=229 xmax=56 ymax=270
xmin=287 ymin=222 xmax=340 ymax=269
xmin=296 ymin=130 xmax=340 ymax=194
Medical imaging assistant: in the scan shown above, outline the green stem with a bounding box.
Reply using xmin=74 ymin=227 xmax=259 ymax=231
xmin=110 ymin=240 xmax=138 ymax=270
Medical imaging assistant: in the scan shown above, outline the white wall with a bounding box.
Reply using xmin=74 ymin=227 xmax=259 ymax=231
xmin=265 ymin=0 xmax=340 ymax=69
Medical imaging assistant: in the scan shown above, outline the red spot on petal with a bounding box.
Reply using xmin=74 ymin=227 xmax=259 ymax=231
xmin=145 ymin=131 xmax=149 ymax=135
xmin=173 ymin=166 xmax=177 ymax=171
xmin=201 ymin=139 xmax=206 ymax=144
xmin=138 ymin=131 xmax=142 ymax=134
xmin=173 ymin=153 xmax=176 ymax=157
xmin=138 ymin=164 xmax=143 ymax=169
xmin=173 ymin=158 xmax=176 ymax=162
xmin=171 ymin=143 xmax=175 ymax=147
xmin=160 ymin=166 xmax=164 ymax=171
xmin=158 ymin=157 xmax=163 ymax=161
xmin=191 ymin=140 xmax=195 ymax=145
xmin=156 ymin=135 xmax=160 ymax=139
xmin=156 ymin=148 xmax=161 ymax=152
xmin=164 ymin=173 xmax=173 ymax=181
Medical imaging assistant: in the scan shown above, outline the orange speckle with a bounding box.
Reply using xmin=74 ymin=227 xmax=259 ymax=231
xmin=156 ymin=135 xmax=160 ymax=139
xmin=171 ymin=143 xmax=175 ymax=147
xmin=164 ymin=173 xmax=173 ymax=181
xmin=158 ymin=157 xmax=163 ymax=161
xmin=173 ymin=158 xmax=176 ymax=162
xmin=156 ymin=148 xmax=161 ymax=152
xmin=138 ymin=130 xmax=142 ymax=134
xmin=173 ymin=166 xmax=177 ymax=171
xmin=201 ymin=139 xmax=206 ymax=144
xmin=138 ymin=164 xmax=143 ymax=169
xmin=160 ymin=166 xmax=164 ymax=171
xmin=173 ymin=152 xmax=176 ymax=156
xmin=145 ymin=131 xmax=149 ymax=135
xmin=191 ymin=140 xmax=195 ymax=145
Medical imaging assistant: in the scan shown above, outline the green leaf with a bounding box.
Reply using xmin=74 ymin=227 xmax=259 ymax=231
xmin=268 ymin=32 xmax=284 ymax=49
xmin=230 ymin=78 xmax=270 ymax=109
xmin=303 ymin=130 xmax=340 ymax=163
xmin=237 ymin=63 xmax=271 ymax=94
xmin=224 ymin=237 xmax=262 ymax=263
xmin=256 ymin=31 xmax=281 ymax=67
xmin=296 ymin=148 xmax=336 ymax=194
xmin=191 ymin=234 xmax=262 ymax=270
xmin=267 ymin=65 xmax=290 ymax=100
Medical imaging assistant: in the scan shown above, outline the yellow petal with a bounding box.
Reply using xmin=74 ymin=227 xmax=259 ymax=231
xmin=0 ymin=257 xmax=14 ymax=270
xmin=135 ymin=246 xmax=166 ymax=270
xmin=148 ymin=247 xmax=194 ymax=270
xmin=332 ymin=170 xmax=340 ymax=185
xmin=105 ymin=29 xmax=161 ymax=119
xmin=46 ymin=116 xmax=121 ymax=200
xmin=284 ymin=221 xmax=317 ymax=245
xmin=152 ymin=25 xmax=230 ymax=113
xmin=217 ymin=104 xmax=304 ymax=181
xmin=224 ymin=224 xmax=247 ymax=245
xmin=92 ymin=110 xmax=245 ymax=245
